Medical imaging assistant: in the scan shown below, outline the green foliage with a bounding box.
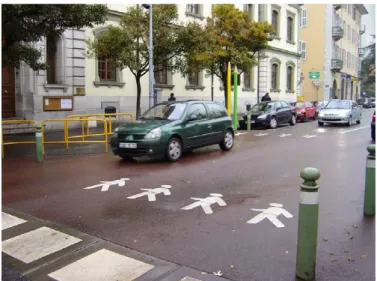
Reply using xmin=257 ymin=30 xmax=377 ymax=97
xmin=86 ymin=4 xmax=185 ymax=116
xmin=361 ymin=41 xmax=375 ymax=84
xmin=176 ymin=4 xmax=275 ymax=105
xmin=2 ymin=4 xmax=108 ymax=70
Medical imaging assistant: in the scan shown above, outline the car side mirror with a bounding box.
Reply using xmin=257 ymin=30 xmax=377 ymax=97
xmin=276 ymin=107 xmax=282 ymax=111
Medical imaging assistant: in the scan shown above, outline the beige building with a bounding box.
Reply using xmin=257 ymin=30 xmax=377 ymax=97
xmin=300 ymin=4 xmax=368 ymax=102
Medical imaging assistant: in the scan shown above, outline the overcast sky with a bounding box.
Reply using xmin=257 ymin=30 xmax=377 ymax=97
xmin=361 ymin=4 xmax=375 ymax=47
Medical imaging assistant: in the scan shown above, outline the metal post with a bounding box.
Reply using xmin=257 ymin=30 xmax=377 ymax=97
xmin=257 ymin=51 xmax=260 ymax=104
xmin=227 ymin=62 xmax=231 ymax=115
xmin=148 ymin=5 xmax=154 ymax=108
xmin=296 ymin=167 xmax=321 ymax=281
xmin=247 ymin=111 xmax=251 ymax=131
xmin=35 ymin=124 xmax=43 ymax=163
xmin=211 ymin=72 xmax=214 ymax=101
xmin=364 ymin=144 xmax=375 ymax=215
xmin=233 ymin=66 xmax=238 ymax=131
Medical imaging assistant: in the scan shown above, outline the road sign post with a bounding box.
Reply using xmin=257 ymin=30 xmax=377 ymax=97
xmin=233 ymin=66 xmax=238 ymax=131
xmin=35 ymin=124 xmax=43 ymax=163
xmin=296 ymin=167 xmax=320 ymax=281
xmin=363 ymin=145 xmax=375 ymax=215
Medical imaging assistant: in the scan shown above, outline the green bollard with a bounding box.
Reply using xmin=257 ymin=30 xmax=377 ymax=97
xmin=296 ymin=167 xmax=320 ymax=281
xmin=247 ymin=111 xmax=251 ymax=131
xmin=363 ymin=144 xmax=375 ymax=215
xmin=35 ymin=124 xmax=43 ymax=163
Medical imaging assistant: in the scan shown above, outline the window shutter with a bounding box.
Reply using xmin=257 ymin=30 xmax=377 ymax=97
xmin=300 ymin=41 xmax=306 ymax=60
xmin=300 ymin=8 xmax=307 ymax=27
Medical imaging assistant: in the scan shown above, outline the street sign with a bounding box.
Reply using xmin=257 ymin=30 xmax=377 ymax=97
xmin=309 ymin=71 xmax=320 ymax=79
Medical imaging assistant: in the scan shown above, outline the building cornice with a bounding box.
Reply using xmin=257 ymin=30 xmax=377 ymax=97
xmin=288 ymin=4 xmax=303 ymax=10
xmin=269 ymin=46 xmax=301 ymax=58
xmin=354 ymin=4 xmax=368 ymax=15
xmin=106 ymin=9 xmax=124 ymax=21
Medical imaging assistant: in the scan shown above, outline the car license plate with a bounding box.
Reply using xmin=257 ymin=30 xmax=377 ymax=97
xmin=251 ymin=120 xmax=255 ymax=124
xmin=119 ymin=142 xmax=137 ymax=149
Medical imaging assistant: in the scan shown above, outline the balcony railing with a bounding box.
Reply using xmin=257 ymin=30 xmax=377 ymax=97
xmin=358 ymin=48 xmax=365 ymax=57
xmin=332 ymin=26 xmax=344 ymax=41
xmin=331 ymin=59 xmax=343 ymax=71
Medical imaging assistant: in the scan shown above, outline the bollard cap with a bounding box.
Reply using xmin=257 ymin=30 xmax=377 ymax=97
xmin=300 ymin=167 xmax=320 ymax=189
xmin=367 ymin=144 xmax=375 ymax=156
xmin=35 ymin=124 xmax=42 ymax=130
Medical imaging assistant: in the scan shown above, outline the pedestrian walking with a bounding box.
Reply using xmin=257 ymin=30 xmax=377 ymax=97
xmin=261 ymin=92 xmax=271 ymax=102
xmin=168 ymin=93 xmax=176 ymax=101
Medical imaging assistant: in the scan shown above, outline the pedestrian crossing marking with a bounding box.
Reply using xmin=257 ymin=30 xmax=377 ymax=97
xmin=48 ymin=249 xmax=154 ymax=281
xmin=2 ymin=227 xmax=82 ymax=263
xmin=2 ymin=212 xmax=27 ymax=230
xmin=181 ymin=277 xmax=203 ymax=281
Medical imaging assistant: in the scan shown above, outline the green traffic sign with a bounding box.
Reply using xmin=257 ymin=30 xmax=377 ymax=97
xmin=309 ymin=71 xmax=320 ymax=79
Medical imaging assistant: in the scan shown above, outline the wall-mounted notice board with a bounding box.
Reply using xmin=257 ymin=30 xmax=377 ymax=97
xmin=43 ymin=96 xmax=74 ymax=111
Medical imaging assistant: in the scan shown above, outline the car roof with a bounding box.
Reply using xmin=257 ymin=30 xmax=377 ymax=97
xmin=159 ymin=100 xmax=223 ymax=105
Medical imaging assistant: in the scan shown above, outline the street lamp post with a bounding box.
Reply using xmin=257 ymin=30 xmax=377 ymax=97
xmin=142 ymin=4 xmax=154 ymax=108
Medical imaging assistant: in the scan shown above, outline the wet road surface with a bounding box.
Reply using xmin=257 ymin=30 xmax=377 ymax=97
xmin=2 ymin=109 xmax=375 ymax=281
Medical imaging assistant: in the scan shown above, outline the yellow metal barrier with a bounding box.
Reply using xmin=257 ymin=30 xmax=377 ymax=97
xmin=2 ymin=120 xmax=37 ymax=158
xmin=41 ymin=118 xmax=108 ymax=155
xmin=64 ymin=112 xmax=133 ymax=149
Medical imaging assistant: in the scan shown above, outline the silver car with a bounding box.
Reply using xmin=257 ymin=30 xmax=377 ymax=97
xmin=317 ymin=99 xmax=362 ymax=127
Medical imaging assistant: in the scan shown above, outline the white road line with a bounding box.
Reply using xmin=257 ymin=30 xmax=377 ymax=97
xmin=340 ymin=126 xmax=369 ymax=134
xmin=2 ymin=213 xmax=27 ymax=230
xmin=48 ymin=249 xmax=154 ymax=281
xmin=2 ymin=227 xmax=82 ymax=263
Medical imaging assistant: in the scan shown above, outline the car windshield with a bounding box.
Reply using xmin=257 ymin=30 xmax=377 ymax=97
xmin=295 ymin=102 xmax=306 ymax=109
xmin=251 ymin=102 xmax=274 ymax=112
xmin=140 ymin=103 xmax=187 ymax=120
xmin=325 ymin=100 xmax=351 ymax=109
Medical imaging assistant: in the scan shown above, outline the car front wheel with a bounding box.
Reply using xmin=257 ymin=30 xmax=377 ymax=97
xmin=289 ymin=115 xmax=296 ymax=125
xmin=166 ymin=137 xmax=182 ymax=162
xmin=220 ymin=130 xmax=234 ymax=151
xmin=347 ymin=116 xmax=352 ymax=127
xmin=270 ymin=117 xmax=277 ymax=129
xmin=318 ymin=121 xmax=324 ymax=127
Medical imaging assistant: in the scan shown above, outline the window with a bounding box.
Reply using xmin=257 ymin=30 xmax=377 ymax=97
xmin=343 ymin=20 xmax=346 ymax=30
xmin=244 ymin=67 xmax=254 ymax=89
xmin=244 ymin=4 xmax=254 ymax=21
xmin=187 ymin=103 xmax=207 ymax=120
xmin=154 ymin=63 xmax=168 ymax=84
xmin=352 ymin=29 xmax=355 ymax=44
xmin=299 ymin=40 xmax=306 ymax=60
xmin=187 ymin=4 xmax=199 ymax=14
xmin=258 ymin=4 xmax=267 ymax=21
xmin=187 ymin=72 xmax=199 ymax=86
xmin=347 ymin=52 xmax=350 ymax=68
xmin=300 ymin=8 xmax=307 ymax=27
xmin=342 ymin=49 xmax=346 ymax=62
xmin=46 ymin=34 xmax=58 ymax=84
xmin=287 ymin=17 xmax=294 ymax=42
xmin=287 ymin=66 xmax=293 ymax=91
xmin=348 ymin=24 xmax=351 ymax=40
xmin=272 ymin=10 xmax=279 ymax=35
xmin=207 ymin=103 xmax=228 ymax=119
xmin=98 ymin=58 xmax=116 ymax=81
xmin=352 ymin=5 xmax=356 ymax=20
xmin=271 ymin=64 xmax=278 ymax=90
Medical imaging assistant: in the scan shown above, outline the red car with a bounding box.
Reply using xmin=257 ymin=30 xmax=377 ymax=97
xmin=295 ymin=101 xmax=316 ymax=122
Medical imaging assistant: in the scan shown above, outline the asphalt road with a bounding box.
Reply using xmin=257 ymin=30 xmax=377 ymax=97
xmin=2 ymin=108 xmax=375 ymax=281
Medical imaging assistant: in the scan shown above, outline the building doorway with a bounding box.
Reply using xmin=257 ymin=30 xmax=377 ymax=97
xmin=2 ymin=66 xmax=16 ymax=118
xmin=350 ymin=81 xmax=354 ymax=100
xmin=341 ymin=79 xmax=345 ymax=99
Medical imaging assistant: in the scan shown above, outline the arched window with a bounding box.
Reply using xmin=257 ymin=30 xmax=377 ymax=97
xmin=98 ymin=58 xmax=116 ymax=81
xmin=287 ymin=66 xmax=293 ymax=91
xmin=271 ymin=64 xmax=278 ymax=90
xmin=287 ymin=17 xmax=293 ymax=42
xmin=272 ymin=10 xmax=279 ymax=35
xmin=46 ymin=34 xmax=58 ymax=84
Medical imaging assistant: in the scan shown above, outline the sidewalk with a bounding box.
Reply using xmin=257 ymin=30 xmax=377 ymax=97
xmin=2 ymin=128 xmax=108 ymax=159
xmin=2 ymin=207 xmax=231 ymax=281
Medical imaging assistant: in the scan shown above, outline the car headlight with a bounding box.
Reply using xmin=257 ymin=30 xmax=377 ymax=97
xmin=144 ymin=127 xmax=162 ymax=139
xmin=339 ymin=113 xmax=349 ymax=118
xmin=258 ymin=114 xmax=268 ymax=119
xmin=113 ymin=127 xmax=119 ymax=136
xmin=318 ymin=112 xmax=324 ymax=117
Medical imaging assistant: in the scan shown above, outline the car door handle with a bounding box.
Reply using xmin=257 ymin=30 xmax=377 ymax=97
xmin=208 ymin=125 xmax=212 ymax=128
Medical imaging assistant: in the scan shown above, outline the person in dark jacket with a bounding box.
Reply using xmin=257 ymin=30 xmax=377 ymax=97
xmin=168 ymin=93 xmax=176 ymax=101
xmin=261 ymin=92 xmax=271 ymax=102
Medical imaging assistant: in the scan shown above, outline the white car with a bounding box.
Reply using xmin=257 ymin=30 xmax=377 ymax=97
xmin=317 ymin=99 xmax=361 ymax=127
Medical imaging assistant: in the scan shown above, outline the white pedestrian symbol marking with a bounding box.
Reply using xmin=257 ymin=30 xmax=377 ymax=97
xmin=181 ymin=193 xmax=227 ymax=214
xmin=127 ymin=185 xmax=172 ymax=202
xmin=84 ymin=178 xmax=130 ymax=192
xmin=247 ymin=203 xmax=293 ymax=228
xmin=235 ymin=132 xmax=247 ymax=136
xmin=279 ymin=133 xmax=291 ymax=138
xmin=302 ymin=134 xmax=317 ymax=138
xmin=255 ymin=133 xmax=268 ymax=137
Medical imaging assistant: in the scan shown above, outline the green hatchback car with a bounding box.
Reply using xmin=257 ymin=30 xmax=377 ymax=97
xmin=110 ymin=100 xmax=235 ymax=162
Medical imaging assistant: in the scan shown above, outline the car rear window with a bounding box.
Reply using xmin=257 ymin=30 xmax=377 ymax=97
xmin=207 ymin=103 xmax=228 ymax=118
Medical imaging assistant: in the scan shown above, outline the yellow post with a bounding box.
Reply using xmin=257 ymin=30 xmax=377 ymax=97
xmin=104 ymin=121 xmax=108 ymax=153
xmin=81 ymin=119 xmax=85 ymax=141
xmin=227 ymin=62 xmax=231 ymax=115
xmin=41 ymin=121 xmax=45 ymax=155
xmin=65 ymin=120 xmax=69 ymax=150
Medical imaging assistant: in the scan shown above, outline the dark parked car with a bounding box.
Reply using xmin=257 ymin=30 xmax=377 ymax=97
xmin=110 ymin=100 xmax=234 ymax=162
xmin=242 ymin=100 xmax=296 ymax=129
xmin=372 ymin=111 xmax=375 ymax=141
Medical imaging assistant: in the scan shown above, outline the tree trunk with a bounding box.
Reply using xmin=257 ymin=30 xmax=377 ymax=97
xmin=222 ymin=71 xmax=227 ymax=109
xmin=136 ymin=74 xmax=142 ymax=118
